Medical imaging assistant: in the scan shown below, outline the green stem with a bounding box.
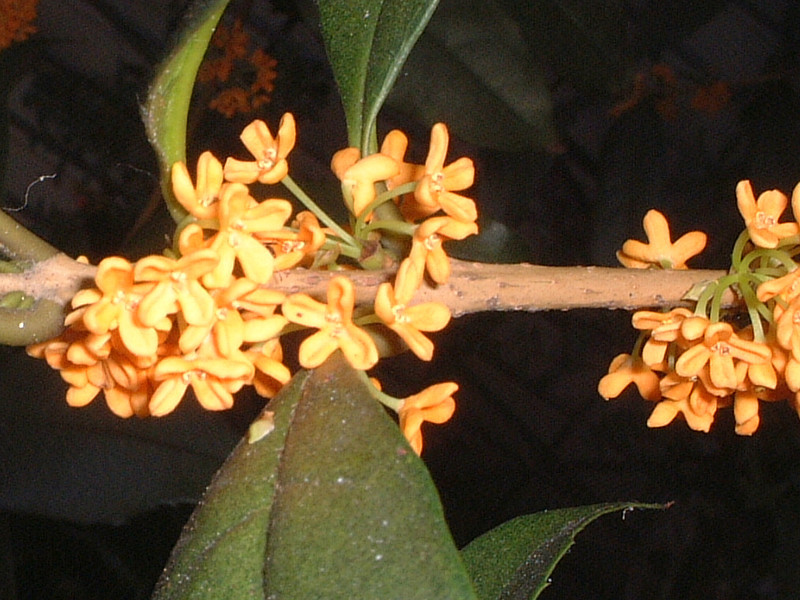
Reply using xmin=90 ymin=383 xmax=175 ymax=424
xmin=0 ymin=210 xmax=58 ymax=262
xmin=355 ymin=368 xmax=403 ymax=412
xmin=281 ymin=175 xmax=360 ymax=250
xmin=354 ymin=181 xmax=417 ymax=235
xmin=360 ymin=219 xmax=416 ymax=237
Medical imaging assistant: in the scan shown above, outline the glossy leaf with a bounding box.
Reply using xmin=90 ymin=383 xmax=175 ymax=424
xmin=142 ymin=0 xmax=232 ymax=224
xmin=152 ymin=352 xmax=477 ymax=599
xmin=316 ymin=0 xmax=440 ymax=153
xmin=449 ymin=218 xmax=536 ymax=264
xmin=387 ymin=0 xmax=560 ymax=151
xmin=461 ymin=502 xmax=665 ymax=600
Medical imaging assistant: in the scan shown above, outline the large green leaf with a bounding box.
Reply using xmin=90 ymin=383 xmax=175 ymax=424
xmin=152 ymin=352 xmax=477 ymax=599
xmin=141 ymin=0 xmax=232 ymax=224
xmin=386 ymin=0 xmax=559 ymax=152
xmin=316 ymin=0 xmax=440 ymax=153
xmin=461 ymin=502 xmax=665 ymax=600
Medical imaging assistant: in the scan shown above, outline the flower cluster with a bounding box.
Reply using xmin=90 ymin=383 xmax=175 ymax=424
xmin=600 ymin=180 xmax=800 ymax=435
xmin=0 ymin=0 xmax=38 ymax=51
xmin=28 ymin=115 xmax=477 ymax=454
xmin=197 ymin=19 xmax=278 ymax=118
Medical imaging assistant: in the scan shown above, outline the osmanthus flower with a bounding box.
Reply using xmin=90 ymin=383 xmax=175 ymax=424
xmin=171 ymin=151 xmax=224 ymax=220
xmin=379 ymin=129 xmax=425 ymax=192
xmin=647 ymin=392 xmax=717 ymax=433
xmin=736 ymin=179 xmax=799 ymax=248
xmin=374 ymin=259 xmax=451 ymax=361
xmin=597 ymin=353 xmax=661 ymax=401
xmin=330 ymin=147 xmax=400 ymax=217
xmin=72 ymin=256 xmax=165 ymax=358
xmin=256 ymin=210 xmax=327 ymax=270
xmin=245 ymin=338 xmax=292 ymax=399
xmin=405 ymin=123 xmax=477 ymax=224
xmin=223 ymin=114 xmax=296 ymax=185
xmin=409 ymin=216 xmax=478 ymax=284
xmin=149 ymin=346 xmax=256 ymax=417
xmin=398 ymin=382 xmax=458 ymax=455
xmin=616 ymin=209 xmax=707 ymax=269
xmin=756 ymin=268 xmax=800 ymax=303
xmin=281 ymin=276 xmax=379 ymax=370
xmin=134 ymin=250 xmax=219 ymax=328
xmin=27 ymin=330 xmax=153 ymax=418
xmin=772 ymin=297 xmax=800 ymax=360
xmin=178 ymin=277 xmax=287 ymax=355
xmin=632 ymin=307 xmax=694 ymax=365
xmin=202 ymin=185 xmax=293 ymax=287
xmin=674 ymin=319 xmax=771 ymax=391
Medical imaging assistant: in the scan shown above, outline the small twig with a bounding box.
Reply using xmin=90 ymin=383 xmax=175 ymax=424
xmin=0 ymin=255 xmax=734 ymax=346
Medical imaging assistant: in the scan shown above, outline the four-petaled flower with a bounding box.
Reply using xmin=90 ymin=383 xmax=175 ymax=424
xmin=617 ymin=209 xmax=707 ymax=269
xmin=409 ymin=216 xmax=478 ymax=284
xmin=331 ymin=148 xmax=400 ymax=217
xmin=171 ymin=151 xmax=225 ymax=220
xmin=736 ymin=179 xmax=799 ymax=248
xmin=398 ymin=382 xmax=458 ymax=455
xmin=282 ymin=276 xmax=379 ymax=370
xmin=374 ymin=259 xmax=450 ymax=361
xmin=224 ymin=113 xmax=296 ymax=184
xmin=597 ymin=353 xmax=661 ymax=401
xmin=404 ymin=123 xmax=477 ymax=224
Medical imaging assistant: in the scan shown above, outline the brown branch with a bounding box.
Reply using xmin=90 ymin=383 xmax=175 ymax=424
xmin=0 ymin=255 xmax=736 ymax=345
xmin=270 ymin=259 xmax=734 ymax=316
xmin=0 ymin=255 xmax=735 ymax=315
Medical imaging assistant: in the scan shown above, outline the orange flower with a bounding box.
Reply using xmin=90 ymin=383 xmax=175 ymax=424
xmin=330 ymin=148 xmax=399 ymax=217
xmin=171 ymin=151 xmax=224 ymax=219
xmin=675 ymin=320 xmax=771 ymax=390
xmin=246 ymin=338 xmax=291 ymax=398
xmin=380 ymin=129 xmax=425 ymax=191
xmin=374 ymin=259 xmax=451 ymax=361
xmin=134 ymin=250 xmax=219 ymax=328
xmin=736 ymin=180 xmax=799 ymax=248
xmin=258 ymin=210 xmax=327 ymax=270
xmin=0 ymin=0 xmax=38 ymax=50
xmin=73 ymin=257 xmax=163 ymax=358
xmin=282 ymin=276 xmax=379 ymax=370
xmin=773 ymin=297 xmax=800 ymax=360
xmin=647 ymin=396 xmax=716 ymax=433
xmin=205 ymin=186 xmax=293 ymax=287
xmin=409 ymin=216 xmax=478 ymax=284
xmin=597 ymin=353 xmax=661 ymax=401
xmin=404 ymin=123 xmax=476 ymax=223
xmin=398 ymin=382 xmax=457 ymax=455
xmin=617 ymin=209 xmax=707 ymax=269
xmin=756 ymin=268 xmax=800 ymax=303
xmin=223 ymin=114 xmax=296 ymax=184
xmin=632 ymin=307 xmax=694 ymax=365
xmin=149 ymin=353 xmax=255 ymax=416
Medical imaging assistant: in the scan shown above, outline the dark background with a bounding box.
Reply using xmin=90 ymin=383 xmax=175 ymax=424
xmin=3 ymin=0 xmax=800 ymax=598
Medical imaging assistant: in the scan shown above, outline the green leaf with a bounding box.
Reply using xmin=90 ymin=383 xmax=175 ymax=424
xmin=152 ymin=352 xmax=477 ymax=600
xmin=316 ymin=0 xmax=440 ymax=153
xmin=498 ymin=0 xmax=627 ymax=97
xmin=386 ymin=0 xmax=560 ymax=151
xmin=141 ymin=0 xmax=232 ymax=224
xmin=461 ymin=502 xmax=666 ymax=600
xmin=449 ymin=218 xmax=536 ymax=264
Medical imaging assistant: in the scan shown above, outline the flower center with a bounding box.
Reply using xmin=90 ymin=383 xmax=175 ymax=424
xmin=424 ymin=233 xmax=441 ymax=251
xmin=391 ymin=303 xmax=409 ymax=323
xmin=430 ymin=172 xmax=444 ymax=194
xmin=258 ymin=148 xmax=278 ymax=172
xmin=325 ymin=311 xmax=344 ymax=336
xmin=754 ymin=211 xmax=776 ymax=229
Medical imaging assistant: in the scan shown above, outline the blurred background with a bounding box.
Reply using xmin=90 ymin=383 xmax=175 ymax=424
xmin=3 ymin=0 xmax=800 ymax=597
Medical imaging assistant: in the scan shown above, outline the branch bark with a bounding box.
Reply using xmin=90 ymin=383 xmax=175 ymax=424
xmin=0 ymin=255 xmax=734 ymax=318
